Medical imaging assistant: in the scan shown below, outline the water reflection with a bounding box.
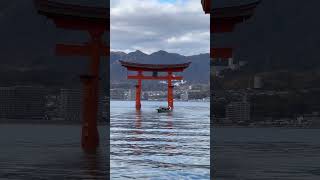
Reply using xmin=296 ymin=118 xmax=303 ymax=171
xmin=82 ymin=150 xmax=107 ymax=179
xmin=135 ymin=110 xmax=176 ymax=157
xmin=132 ymin=110 xmax=143 ymax=155
xmin=111 ymin=101 xmax=210 ymax=179
xmin=134 ymin=110 xmax=142 ymax=130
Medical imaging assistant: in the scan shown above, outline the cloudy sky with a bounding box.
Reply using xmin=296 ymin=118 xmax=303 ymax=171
xmin=110 ymin=0 xmax=209 ymax=56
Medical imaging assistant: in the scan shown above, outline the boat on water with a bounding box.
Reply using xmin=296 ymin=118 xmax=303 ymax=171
xmin=157 ymin=106 xmax=172 ymax=113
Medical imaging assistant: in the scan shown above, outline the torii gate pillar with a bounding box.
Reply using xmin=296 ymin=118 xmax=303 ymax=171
xmin=80 ymin=75 xmax=99 ymax=150
xmin=135 ymin=71 xmax=142 ymax=110
xmin=79 ymin=30 xmax=106 ymax=151
xmin=167 ymin=72 xmax=174 ymax=109
xmin=34 ymin=0 xmax=109 ymax=152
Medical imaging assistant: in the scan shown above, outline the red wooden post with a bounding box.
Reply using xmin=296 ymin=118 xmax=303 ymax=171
xmin=80 ymin=75 xmax=99 ymax=151
xmin=79 ymin=30 xmax=103 ymax=152
xmin=136 ymin=71 xmax=143 ymax=110
xmin=167 ymin=72 xmax=174 ymax=109
xmin=211 ymin=48 xmax=233 ymax=59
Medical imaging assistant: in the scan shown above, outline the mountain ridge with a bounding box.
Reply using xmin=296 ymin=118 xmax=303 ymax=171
xmin=110 ymin=50 xmax=210 ymax=83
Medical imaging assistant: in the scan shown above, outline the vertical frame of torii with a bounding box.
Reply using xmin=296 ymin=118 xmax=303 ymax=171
xmin=34 ymin=0 xmax=110 ymax=153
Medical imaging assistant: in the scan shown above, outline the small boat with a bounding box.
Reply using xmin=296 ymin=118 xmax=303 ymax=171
xmin=157 ymin=106 xmax=172 ymax=113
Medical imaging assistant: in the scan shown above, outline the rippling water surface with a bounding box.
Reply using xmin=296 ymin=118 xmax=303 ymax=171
xmin=110 ymin=101 xmax=210 ymax=179
xmin=2 ymin=101 xmax=320 ymax=180
xmin=0 ymin=125 xmax=108 ymax=179
xmin=214 ymin=128 xmax=320 ymax=180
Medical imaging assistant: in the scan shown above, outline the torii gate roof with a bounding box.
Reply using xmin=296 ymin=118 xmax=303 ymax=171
xmin=212 ymin=1 xmax=260 ymax=20
xmin=34 ymin=0 xmax=108 ymax=22
xmin=202 ymin=0 xmax=260 ymax=14
xmin=119 ymin=61 xmax=191 ymax=72
xmin=203 ymin=0 xmax=260 ymax=33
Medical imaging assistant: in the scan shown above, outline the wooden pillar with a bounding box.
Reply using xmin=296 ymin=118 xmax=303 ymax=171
xmin=167 ymin=72 xmax=174 ymax=109
xmin=136 ymin=71 xmax=142 ymax=110
xmin=211 ymin=48 xmax=233 ymax=59
xmin=80 ymin=30 xmax=103 ymax=152
xmin=80 ymin=75 xmax=99 ymax=152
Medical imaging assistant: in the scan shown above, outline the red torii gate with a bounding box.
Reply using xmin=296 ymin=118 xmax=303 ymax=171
xmin=34 ymin=0 xmax=109 ymax=152
xmin=201 ymin=0 xmax=260 ymax=59
xmin=120 ymin=61 xmax=191 ymax=110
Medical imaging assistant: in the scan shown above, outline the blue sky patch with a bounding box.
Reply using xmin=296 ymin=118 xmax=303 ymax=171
xmin=159 ymin=0 xmax=177 ymax=4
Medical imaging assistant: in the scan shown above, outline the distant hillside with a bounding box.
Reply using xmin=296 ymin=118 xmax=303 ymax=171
xmin=0 ymin=1 xmax=208 ymax=87
xmin=224 ymin=0 xmax=320 ymax=72
xmin=1 ymin=0 xmax=320 ymax=87
xmin=110 ymin=50 xmax=210 ymax=83
xmin=212 ymin=0 xmax=320 ymax=90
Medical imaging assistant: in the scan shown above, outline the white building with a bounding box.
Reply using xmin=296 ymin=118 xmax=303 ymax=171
xmin=110 ymin=88 xmax=126 ymax=100
xmin=126 ymin=89 xmax=136 ymax=101
xmin=181 ymin=90 xmax=189 ymax=101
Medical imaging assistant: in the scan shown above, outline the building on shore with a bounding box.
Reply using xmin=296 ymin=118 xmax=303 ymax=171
xmin=142 ymin=92 xmax=149 ymax=100
xmin=181 ymin=90 xmax=189 ymax=101
xmin=0 ymin=86 xmax=46 ymax=119
xmin=59 ymin=88 xmax=106 ymax=122
xmin=253 ymin=75 xmax=263 ymax=89
xmin=226 ymin=100 xmax=251 ymax=123
xmin=110 ymin=88 xmax=126 ymax=100
xmin=59 ymin=89 xmax=81 ymax=121
xmin=126 ymin=89 xmax=136 ymax=101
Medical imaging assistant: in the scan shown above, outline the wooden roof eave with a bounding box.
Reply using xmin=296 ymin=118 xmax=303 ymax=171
xmin=213 ymin=1 xmax=261 ymax=11
xmin=34 ymin=0 xmax=109 ymax=21
xmin=119 ymin=61 xmax=191 ymax=72
xmin=201 ymin=0 xmax=210 ymax=14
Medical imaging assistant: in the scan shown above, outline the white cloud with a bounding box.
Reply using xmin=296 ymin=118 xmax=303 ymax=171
xmin=110 ymin=0 xmax=209 ymax=56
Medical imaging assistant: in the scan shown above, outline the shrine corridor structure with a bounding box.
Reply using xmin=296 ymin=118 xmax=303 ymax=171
xmin=35 ymin=0 xmax=109 ymax=152
xmin=120 ymin=61 xmax=191 ymax=110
